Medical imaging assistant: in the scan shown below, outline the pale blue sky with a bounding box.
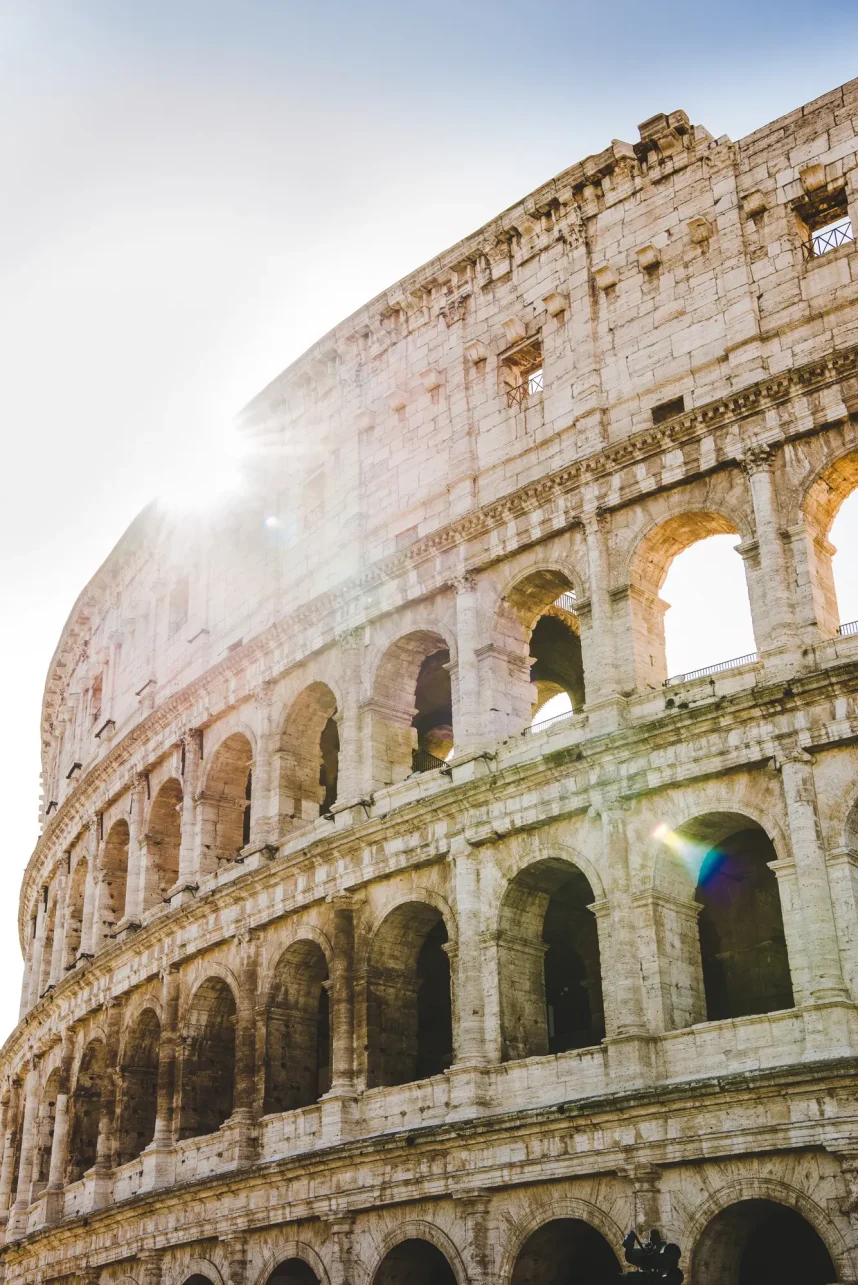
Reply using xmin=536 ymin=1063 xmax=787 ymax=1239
xmin=1 ymin=3 xmax=857 ymax=1039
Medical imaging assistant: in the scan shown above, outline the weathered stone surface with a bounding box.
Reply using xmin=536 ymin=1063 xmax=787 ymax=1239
xmin=5 ymin=76 xmax=858 ymax=1285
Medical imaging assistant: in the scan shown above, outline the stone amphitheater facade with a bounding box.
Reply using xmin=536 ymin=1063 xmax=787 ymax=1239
xmin=6 ymin=75 xmax=858 ymax=1285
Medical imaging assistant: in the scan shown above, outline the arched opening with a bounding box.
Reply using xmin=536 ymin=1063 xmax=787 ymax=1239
xmin=264 ymin=939 xmax=330 ymax=1114
xmin=371 ymin=631 xmax=453 ymax=783
xmin=510 ymin=1218 xmax=620 ymax=1285
xmin=496 ymin=569 xmax=584 ymax=735
xmin=265 ymin=1259 xmax=321 ymax=1285
xmin=498 ymin=859 xmax=604 ymax=1062
xmin=279 ymin=682 xmax=340 ymax=833
xmin=199 ymin=733 xmax=253 ymax=872
xmin=32 ymin=1067 xmax=61 ymax=1195
xmin=366 ymin=902 xmax=453 ymax=1087
xmin=64 ymin=855 xmax=87 ymax=968
xmin=68 ymin=1038 xmax=108 ymax=1182
xmin=691 ymin=820 xmax=794 ymax=1021
xmin=144 ymin=778 xmax=183 ymax=909
xmin=116 ymin=1008 xmax=161 ymax=1164
xmin=98 ymin=818 xmax=130 ymax=938
xmin=373 ymin=1239 xmax=457 ymax=1285
xmin=183 ymin=1278 xmax=217 ymax=1285
xmin=831 ymin=488 xmax=858 ymax=629
xmin=692 ymin=1198 xmax=837 ymax=1285
xmin=629 ymin=512 xmax=755 ymax=689
xmin=803 ymin=449 xmax=858 ymax=638
xmin=178 ymin=977 xmax=237 ymax=1139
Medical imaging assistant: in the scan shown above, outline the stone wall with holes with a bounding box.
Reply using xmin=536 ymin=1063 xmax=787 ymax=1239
xmin=10 ymin=77 xmax=858 ymax=1285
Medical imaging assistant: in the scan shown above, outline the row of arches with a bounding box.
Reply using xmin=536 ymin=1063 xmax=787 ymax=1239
xmin=20 ymin=815 xmax=794 ymax=1195
xmin=175 ymin=1203 xmax=839 ymax=1285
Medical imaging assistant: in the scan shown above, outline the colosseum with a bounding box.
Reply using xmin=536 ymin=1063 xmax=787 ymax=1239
xmin=5 ymin=74 xmax=858 ymax=1285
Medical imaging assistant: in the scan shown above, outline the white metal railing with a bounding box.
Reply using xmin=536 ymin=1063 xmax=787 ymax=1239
xmin=524 ymin=708 xmax=577 ymax=736
xmin=838 ymin=619 xmax=858 ymax=637
xmin=553 ymin=592 xmax=577 ymax=614
xmin=664 ymin=652 xmax=758 ymax=686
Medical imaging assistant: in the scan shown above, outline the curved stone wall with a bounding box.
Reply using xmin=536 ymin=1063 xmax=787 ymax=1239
xmin=5 ymin=77 xmax=858 ymax=1285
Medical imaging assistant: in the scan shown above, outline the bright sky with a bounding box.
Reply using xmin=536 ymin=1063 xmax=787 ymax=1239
xmin=2 ymin=1 xmax=858 ymax=1044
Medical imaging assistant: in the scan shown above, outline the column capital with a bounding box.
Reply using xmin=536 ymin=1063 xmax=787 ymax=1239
xmin=449 ymin=570 xmax=477 ymax=593
xmin=741 ymin=440 xmax=778 ymax=474
xmin=336 ymin=627 xmax=362 ymax=652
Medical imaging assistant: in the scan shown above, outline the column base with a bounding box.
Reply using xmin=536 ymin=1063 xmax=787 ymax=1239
xmin=605 ymin=1033 xmax=657 ymax=1090
xmin=445 ymin=1062 xmax=491 ymax=1122
xmin=234 ymin=843 xmax=278 ymax=871
xmin=329 ymin=799 xmax=372 ymax=830
xmin=802 ymin=998 xmax=858 ymax=1060
xmin=320 ymin=1089 xmax=359 ymax=1145
xmin=85 ymin=1166 xmax=114 ymax=1212
xmin=581 ymin=696 xmax=629 ymax=736
xmin=42 ymin=1187 xmax=65 ymax=1226
xmin=113 ymin=917 xmax=141 ymax=942
xmin=140 ymin=1140 xmax=176 ymax=1191
xmin=222 ymin=1113 xmax=258 ymax=1167
xmin=449 ymin=751 xmax=495 ymax=787
xmin=167 ymin=881 xmax=199 ymax=908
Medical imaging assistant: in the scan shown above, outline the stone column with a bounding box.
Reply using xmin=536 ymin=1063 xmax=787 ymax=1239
xmin=232 ymin=933 xmax=259 ymax=1165
xmin=222 ymin=1231 xmax=248 ymax=1285
xmin=455 ymin=1194 xmax=493 ymax=1285
xmin=450 ymin=837 xmax=487 ymax=1065
xmin=598 ymin=803 xmax=653 ymax=1087
xmin=327 ymin=1215 xmax=355 ymax=1285
xmin=47 ymin=866 xmax=69 ymax=987
xmin=142 ymin=966 xmax=179 ymax=1191
xmin=10 ymin=1060 xmax=41 ymax=1226
xmin=250 ymin=681 xmax=279 ymax=847
xmin=776 ymin=743 xmax=849 ymax=1008
xmin=173 ymin=730 xmax=202 ymax=900
xmin=743 ymin=445 xmax=799 ymax=657
xmin=453 ymin=574 xmax=483 ymax=752
xmin=0 ymin=1081 xmax=21 ymax=1223
xmin=26 ymin=893 xmax=47 ymax=1010
xmin=45 ymin=1033 xmax=74 ymax=1223
xmin=328 ymin=896 xmax=356 ymax=1092
xmin=122 ymin=774 xmax=148 ymax=927
xmin=92 ymin=1000 xmax=123 ymax=1205
xmin=137 ymin=1249 xmax=163 ymax=1285
xmin=581 ymin=510 xmax=618 ymax=708
xmin=333 ymin=630 xmax=364 ymax=809
xmin=78 ymin=819 xmax=100 ymax=959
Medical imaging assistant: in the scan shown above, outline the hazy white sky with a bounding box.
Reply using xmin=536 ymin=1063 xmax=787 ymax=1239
xmin=2 ymin=2 xmax=858 ymax=1043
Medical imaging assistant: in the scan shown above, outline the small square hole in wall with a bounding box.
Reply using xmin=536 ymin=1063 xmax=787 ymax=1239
xmin=651 ymin=395 xmax=685 ymax=426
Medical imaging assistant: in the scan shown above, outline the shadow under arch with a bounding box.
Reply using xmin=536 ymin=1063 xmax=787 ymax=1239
xmin=687 ymin=1180 xmax=847 ymax=1285
xmin=370 ymin=1221 xmax=468 ymax=1285
xmin=250 ymin=1240 xmax=331 ymax=1285
xmin=264 ymin=936 xmax=330 ymax=1113
xmin=498 ymin=1198 xmax=626 ymax=1285
xmin=801 ymin=443 xmax=858 ymax=638
xmin=508 ymin=1217 xmax=621 ymax=1285
xmin=652 ymin=811 xmax=794 ymax=1026
xmin=365 ymin=898 xmax=454 ymax=1088
xmin=497 ymin=855 xmax=604 ymax=1061
xmin=178 ymin=974 xmax=237 ymax=1139
xmin=279 ymin=680 xmax=340 ymax=833
xmin=200 ymin=730 xmax=254 ymax=871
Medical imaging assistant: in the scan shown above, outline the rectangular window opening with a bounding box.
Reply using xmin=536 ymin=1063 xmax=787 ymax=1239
xmin=651 ymin=395 xmax=685 ymax=426
xmin=798 ymin=187 xmax=854 ymax=260
xmin=501 ymin=338 xmax=543 ymax=409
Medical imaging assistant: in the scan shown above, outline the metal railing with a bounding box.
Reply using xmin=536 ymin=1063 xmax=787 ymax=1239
xmin=553 ymin=592 xmax=577 ymax=614
xmin=506 ymin=383 xmax=528 ymax=408
xmin=524 ymin=708 xmax=577 ymax=736
xmin=664 ymin=652 xmax=758 ymax=686
xmin=505 ymin=368 xmax=543 ymax=407
xmin=304 ymin=504 xmax=324 ymax=532
xmin=527 ymin=367 xmax=544 ymax=395
xmin=838 ymin=619 xmax=858 ymax=637
xmin=411 ymin=748 xmax=447 ymax=774
xmin=801 ymin=218 xmax=854 ymax=261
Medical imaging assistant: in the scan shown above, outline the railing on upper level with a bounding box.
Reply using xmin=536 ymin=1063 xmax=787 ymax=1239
xmin=411 ymin=748 xmax=448 ymax=774
xmin=524 ymin=707 xmax=577 ymax=736
xmin=838 ymin=619 xmax=858 ymax=637
xmin=801 ymin=217 xmax=854 ymax=261
xmin=664 ymin=652 xmax=759 ymax=686
xmin=552 ymin=592 xmax=577 ymax=614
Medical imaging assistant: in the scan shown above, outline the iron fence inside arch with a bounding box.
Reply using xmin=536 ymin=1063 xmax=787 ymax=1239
xmin=524 ymin=708 xmax=577 ymax=736
xmin=664 ymin=651 xmax=758 ymax=686
xmin=838 ymin=619 xmax=858 ymax=637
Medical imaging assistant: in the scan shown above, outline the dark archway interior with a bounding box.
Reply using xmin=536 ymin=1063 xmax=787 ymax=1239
xmin=543 ymin=873 xmax=605 ymax=1053
xmin=320 ymin=715 xmax=340 ymax=813
xmin=147 ymin=778 xmax=183 ymax=906
xmin=373 ymin=1240 xmax=457 ymax=1285
xmin=184 ymin=1277 xmax=217 ymax=1285
xmin=530 ymin=615 xmax=586 ymax=714
xmin=510 ymin=1218 xmax=620 ymax=1285
xmin=267 ymin=1259 xmax=321 ymax=1285
xmin=416 ymin=919 xmax=453 ymax=1079
xmin=696 ymin=828 xmax=794 ymax=1021
xmin=694 ymin=1199 xmax=836 ymax=1285
xmin=499 ymin=860 xmax=603 ymax=1062
xmin=68 ymin=1039 xmax=108 ymax=1182
xmin=117 ymin=1008 xmax=161 ymax=1164
xmin=265 ymin=940 xmax=331 ymax=1114
xmin=33 ymin=1069 xmax=60 ymax=1191
xmin=367 ymin=904 xmax=453 ymax=1087
xmin=179 ymin=979 xmax=237 ymax=1139
xmin=412 ymin=649 xmax=453 ymax=760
